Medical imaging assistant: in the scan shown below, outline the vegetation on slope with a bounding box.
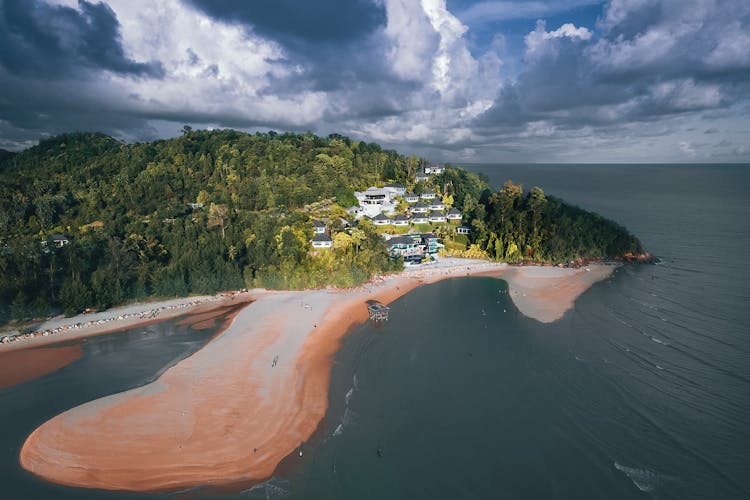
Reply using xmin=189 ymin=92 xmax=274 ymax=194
xmin=0 ymin=130 xmax=644 ymax=323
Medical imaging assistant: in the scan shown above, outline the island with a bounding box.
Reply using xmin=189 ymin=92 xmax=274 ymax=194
xmin=0 ymin=130 xmax=651 ymax=492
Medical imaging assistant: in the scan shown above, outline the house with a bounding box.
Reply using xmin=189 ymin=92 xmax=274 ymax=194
xmin=411 ymin=214 xmax=429 ymax=224
xmin=457 ymin=226 xmax=471 ymax=235
xmin=389 ymin=235 xmax=423 ymax=259
xmin=384 ymin=183 xmax=406 ymax=196
xmin=312 ymin=220 xmax=327 ymax=234
xmin=420 ymin=190 xmax=436 ymax=200
xmin=425 ymin=164 xmax=445 ymax=174
xmin=411 ymin=202 xmax=429 ymax=214
xmin=429 ymin=200 xmax=445 ymax=211
xmin=311 ymin=233 xmax=333 ymax=249
xmin=415 ymin=172 xmax=429 ymax=182
xmin=339 ymin=217 xmax=355 ymax=229
xmin=389 ymin=233 xmax=425 ymax=263
xmin=51 ymin=234 xmax=70 ymax=248
xmin=357 ymin=187 xmax=390 ymax=206
xmin=421 ymin=233 xmax=441 ymax=254
xmin=372 ymin=213 xmax=392 ymax=226
xmin=392 ymin=214 xmax=410 ymax=226
xmin=446 ymin=208 xmax=462 ymax=221
xmin=346 ymin=205 xmax=364 ymax=218
xmin=404 ymin=192 xmax=419 ymax=203
xmin=428 ymin=211 xmax=446 ymax=223
xmin=187 ymin=202 xmax=204 ymax=210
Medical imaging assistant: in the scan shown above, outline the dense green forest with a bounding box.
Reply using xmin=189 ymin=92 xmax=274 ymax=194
xmin=0 ymin=130 xmax=644 ymax=324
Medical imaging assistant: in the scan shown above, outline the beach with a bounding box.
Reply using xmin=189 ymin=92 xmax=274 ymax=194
xmin=15 ymin=259 xmax=616 ymax=492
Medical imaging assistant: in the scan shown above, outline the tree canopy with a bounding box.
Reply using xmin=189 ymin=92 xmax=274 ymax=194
xmin=0 ymin=130 xmax=644 ymax=324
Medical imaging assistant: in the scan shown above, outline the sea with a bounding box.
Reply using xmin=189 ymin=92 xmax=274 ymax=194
xmin=0 ymin=164 xmax=748 ymax=500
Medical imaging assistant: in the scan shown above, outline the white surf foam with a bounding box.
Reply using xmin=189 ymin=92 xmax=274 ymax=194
xmin=614 ymin=462 xmax=659 ymax=492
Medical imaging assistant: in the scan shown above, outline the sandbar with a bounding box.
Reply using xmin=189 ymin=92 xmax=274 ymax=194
xmin=0 ymin=344 xmax=82 ymax=389
xmin=19 ymin=260 xmax=616 ymax=492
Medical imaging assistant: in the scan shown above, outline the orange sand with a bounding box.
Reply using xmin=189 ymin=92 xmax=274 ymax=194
xmin=19 ymin=262 xmax=615 ymax=492
xmin=0 ymin=344 xmax=82 ymax=389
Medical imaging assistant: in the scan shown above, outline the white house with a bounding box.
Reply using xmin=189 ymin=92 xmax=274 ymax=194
xmin=312 ymin=220 xmax=326 ymax=234
xmin=415 ymin=172 xmax=429 ymax=182
xmin=384 ymin=183 xmax=406 ymax=196
xmin=429 ymin=200 xmax=445 ymax=211
xmin=358 ymin=187 xmax=389 ymax=206
xmin=425 ymin=164 xmax=445 ymax=174
xmin=311 ymin=234 xmax=333 ymax=249
xmin=411 ymin=202 xmax=429 ymax=214
xmin=446 ymin=208 xmax=462 ymax=221
xmin=456 ymin=226 xmax=471 ymax=235
xmin=372 ymin=213 xmax=392 ymax=226
xmin=404 ymin=192 xmax=419 ymax=203
xmin=428 ymin=211 xmax=446 ymax=223
xmin=51 ymin=234 xmax=70 ymax=248
xmin=420 ymin=190 xmax=436 ymax=200
xmin=412 ymin=214 xmax=429 ymax=224
xmin=392 ymin=214 xmax=410 ymax=226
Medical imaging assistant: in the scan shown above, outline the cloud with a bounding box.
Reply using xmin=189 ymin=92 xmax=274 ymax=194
xmin=182 ymin=0 xmax=386 ymax=44
xmin=679 ymin=141 xmax=696 ymax=157
xmin=0 ymin=0 xmax=748 ymax=163
xmin=0 ymin=0 xmax=163 ymax=77
xmin=473 ymin=0 xmax=750 ymax=161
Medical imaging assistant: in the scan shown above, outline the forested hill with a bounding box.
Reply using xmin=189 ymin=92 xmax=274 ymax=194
xmin=0 ymin=148 xmax=14 ymax=164
xmin=0 ymin=130 xmax=645 ymax=323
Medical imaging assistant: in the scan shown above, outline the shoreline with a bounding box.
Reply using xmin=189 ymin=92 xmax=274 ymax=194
xmin=17 ymin=259 xmax=617 ymax=492
xmin=0 ymin=291 xmax=255 ymax=352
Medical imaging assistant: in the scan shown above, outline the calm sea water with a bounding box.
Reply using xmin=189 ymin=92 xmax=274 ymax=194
xmin=1 ymin=164 xmax=748 ymax=499
xmin=0 ymin=316 xmax=216 ymax=500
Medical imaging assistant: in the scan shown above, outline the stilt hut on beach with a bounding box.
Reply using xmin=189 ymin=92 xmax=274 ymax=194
xmin=368 ymin=303 xmax=390 ymax=322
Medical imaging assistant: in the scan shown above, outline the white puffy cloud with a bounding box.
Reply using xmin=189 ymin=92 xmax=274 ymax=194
xmin=524 ymin=20 xmax=592 ymax=61
xmin=1 ymin=0 xmax=749 ymax=163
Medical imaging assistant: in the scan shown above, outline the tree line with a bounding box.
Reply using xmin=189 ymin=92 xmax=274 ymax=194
xmin=0 ymin=130 xmax=643 ymax=324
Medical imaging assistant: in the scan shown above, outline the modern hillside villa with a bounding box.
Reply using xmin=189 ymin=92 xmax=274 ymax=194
xmin=310 ymin=164 xmax=466 ymax=264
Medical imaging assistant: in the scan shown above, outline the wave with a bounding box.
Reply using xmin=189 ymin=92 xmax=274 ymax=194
xmin=614 ymin=462 xmax=659 ymax=492
xmin=241 ymin=477 xmax=290 ymax=498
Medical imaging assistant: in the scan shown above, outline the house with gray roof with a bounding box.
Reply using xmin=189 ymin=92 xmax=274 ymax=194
xmin=446 ymin=208 xmax=462 ymax=221
xmin=311 ymin=233 xmax=333 ymax=249
xmin=404 ymin=192 xmax=419 ymax=203
xmin=372 ymin=213 xmax=392 ymax=226
xmin=312 ymin=219 xmax=327 ymax=234
xmin=392 ymin=214 xmax=410 ymax=226
xmin=428 ymin=211 xmax=446 ymax=223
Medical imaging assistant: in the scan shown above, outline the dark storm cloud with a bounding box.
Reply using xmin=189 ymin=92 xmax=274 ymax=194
xmin=0 ymin=0 xmax=163 ymax=78
xmin=183 ymin=0 xmax=397 ymax=94
xmin=183 ymin=0 xmax=386 ymax=44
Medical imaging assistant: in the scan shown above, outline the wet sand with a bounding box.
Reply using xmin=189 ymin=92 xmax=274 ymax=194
xmin=19 ymin=261 xmax=616 ymax=492
xmin=0 ymin=344 xmax=83 ymax=389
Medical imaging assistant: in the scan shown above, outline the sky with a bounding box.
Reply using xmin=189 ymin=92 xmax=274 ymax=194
xmin=1 ymin=0 xmax=748 ymax=163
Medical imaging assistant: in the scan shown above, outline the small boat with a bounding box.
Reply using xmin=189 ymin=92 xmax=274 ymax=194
xmin=299 ymin=441 xmax=304 ymax=457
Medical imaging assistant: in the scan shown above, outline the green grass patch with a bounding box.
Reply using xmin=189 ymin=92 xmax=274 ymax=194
xmin=444 ymin=239 xmax=467 ymax=252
